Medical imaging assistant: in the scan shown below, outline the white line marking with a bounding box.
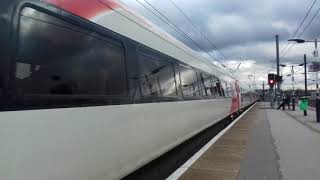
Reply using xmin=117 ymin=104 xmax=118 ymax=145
xmin=166 ymin=102 xmax=257 ymax=180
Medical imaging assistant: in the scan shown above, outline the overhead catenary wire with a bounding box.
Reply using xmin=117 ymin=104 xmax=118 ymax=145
xmin=280 ymin=0 xmax=317 ymax=56
xmin=297 ymin=5 xmax=320 ymax=38
xmin=295 ymin=66 xmax=305 ymax=73
xmin=135 ymin=0 xmax=215 ymax=58
xmin=232 ymin=62 xmax=242 ymax=74
xmin=134 ymin=0 xmax=235 ymax=74
xmin=97 ymin=0 xmax=233 ymax=76
xmin=134 ymin=0 xmax=234 ymax=67
xmin=282 ymin=66 xmax=305 ymax=82
xmin=282 ymin=1 xmax=320 ymax=57
xmin=168 ymin=0 xmax=229 ymax=61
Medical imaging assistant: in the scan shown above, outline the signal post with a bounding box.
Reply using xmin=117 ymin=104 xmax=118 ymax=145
xmin=268 ymin=73 xmax=282 ymax=108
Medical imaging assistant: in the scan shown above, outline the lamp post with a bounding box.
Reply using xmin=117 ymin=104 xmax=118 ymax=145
xmin=304 ymin=54 xmax=308 ymax=116
xmin=288 ymin=38 xmax=319 ymax=121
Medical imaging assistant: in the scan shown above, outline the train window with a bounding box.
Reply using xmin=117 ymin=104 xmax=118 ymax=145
xmin=15 ymin=7 xmax=127 ymax=96
xmin=229 ymin=83 xmax=235 ymax=97
xmin=179 ymin=65 xmax=200 ymax=97
xmin=138 ymin=50 xmax=177 ymax=96
xmin=200 ymin=73 xmax=215 ymax=97
xmin=215 ymin=82 xmax=222 ymax=96
xmin=217 ymin=81 xmax=225 ymax=97
xmin=210 ymin=76 xmax=220 ymax=96
xmin=225 ymin=82 xmax=232 ymax=97
xmin=221 ymin=82 xmax=229 ymax=97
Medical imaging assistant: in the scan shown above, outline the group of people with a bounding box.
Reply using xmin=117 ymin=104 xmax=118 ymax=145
xmin=277 ymin=94 xmax=291 ymax=110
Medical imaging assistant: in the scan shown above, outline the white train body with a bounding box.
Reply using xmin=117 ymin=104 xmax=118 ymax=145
xmin=0 ymin=0 xmax=258 ymax=179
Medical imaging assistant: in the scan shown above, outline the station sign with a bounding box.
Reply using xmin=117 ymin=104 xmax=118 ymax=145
xmin=308 ymin=61 xmax=320 ymax=72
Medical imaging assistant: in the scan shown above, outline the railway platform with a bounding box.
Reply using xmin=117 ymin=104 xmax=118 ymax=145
xmin=167 ymin=102 xmax=320 ymax=180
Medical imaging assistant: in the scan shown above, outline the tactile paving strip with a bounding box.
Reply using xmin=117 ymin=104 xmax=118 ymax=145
xmin=178 ymin=107 xmax=258 ymax=180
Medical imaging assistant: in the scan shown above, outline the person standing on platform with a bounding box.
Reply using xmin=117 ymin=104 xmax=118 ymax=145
xmin=277 ymin=95 xmax=290 ymax=110
xmin=286 ymin=95 xmax=291 ymax=110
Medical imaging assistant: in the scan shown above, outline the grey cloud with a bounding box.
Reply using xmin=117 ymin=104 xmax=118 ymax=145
xmin=121 ymin=0 xmax=320 ymax=65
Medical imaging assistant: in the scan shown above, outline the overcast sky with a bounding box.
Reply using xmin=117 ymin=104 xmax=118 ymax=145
xmin=120 ymin=0 xmax=320 ymax=90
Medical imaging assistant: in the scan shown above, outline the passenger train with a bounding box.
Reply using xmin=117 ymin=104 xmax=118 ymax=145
xmin=0 ymin=0 xmax=258 ymax=179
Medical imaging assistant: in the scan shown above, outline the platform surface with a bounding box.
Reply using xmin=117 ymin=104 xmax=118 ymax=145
xmin=267 ymin=103 xmax=320 ymax=180
xmin=168 ymin=102 xmax=320 ymax=180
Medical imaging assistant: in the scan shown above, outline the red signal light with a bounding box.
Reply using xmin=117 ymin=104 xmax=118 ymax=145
xmin=268 ymin=73 xmax=276 ymax=88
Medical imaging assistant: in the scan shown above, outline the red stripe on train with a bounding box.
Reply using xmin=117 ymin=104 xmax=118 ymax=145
xmin=45 ymin=0 xmax=119 ymax=19
xmin=230 ymin=81 xmax=240 ymax=113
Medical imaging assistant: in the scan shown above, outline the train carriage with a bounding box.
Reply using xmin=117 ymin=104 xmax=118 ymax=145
xmin=0 ymin=0 xmax=258 ymax=179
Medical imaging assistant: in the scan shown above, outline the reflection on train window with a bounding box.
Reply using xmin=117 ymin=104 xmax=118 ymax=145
xmin=221 ymin=82 xmax=228 ymax=97
xmin=226 ymin=83 xmax=233 ymax=97
xmin=216 ymin=81 xmax=225 ymax=97
xmin=211 ymin=76 xmax=220 ymax=96
xmin=200 ymin=73 xmax=219 ymax=97
xmin=228 ymin=83 xmax=235 ymax=97
xmin=179 ymin=65 xmax=200 ymax=97
xmin=138 ymin=51 xmax=176 ymax=96
xmin=15 ymin=7 xmax=127 ymax=96
xmin=223 ymin=82 xmax=230 ymax=97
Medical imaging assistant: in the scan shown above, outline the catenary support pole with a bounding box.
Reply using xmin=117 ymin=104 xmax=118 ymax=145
xmin=262 ymin=81 xmax=265 ymax=101
xmin=291 ymin=65 xmax=295 ymax=111
xmin=304 ymin=54 xmax=307 ymax=116
xmin=315 ymin=39 xmax=320 ymax=122
xmin=276 ymin=35 xmax=280 ymax=106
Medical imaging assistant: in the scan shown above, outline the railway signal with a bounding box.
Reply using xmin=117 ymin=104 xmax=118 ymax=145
xmin=268 ymin=73 xmax=282 ymax=88
xmin=268 ymin=73 xmax=276 ymax=88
